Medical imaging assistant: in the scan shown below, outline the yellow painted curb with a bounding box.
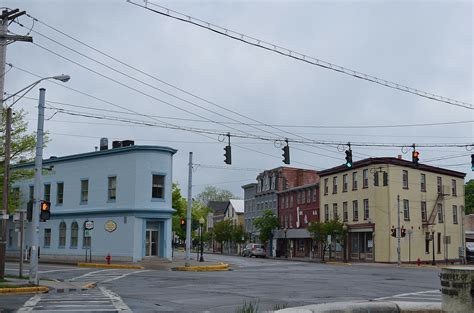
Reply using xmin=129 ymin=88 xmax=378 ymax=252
xmin=77 ymin=263 xmax=144 ymax=269
xmin=173 ymin=262 xmax=230 ymax=271
xmin=0 ymin=286 xmax=49 ymax=294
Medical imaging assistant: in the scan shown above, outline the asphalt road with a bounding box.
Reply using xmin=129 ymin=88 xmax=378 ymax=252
xmin=1 ymin=254 xmax=445 ymax=313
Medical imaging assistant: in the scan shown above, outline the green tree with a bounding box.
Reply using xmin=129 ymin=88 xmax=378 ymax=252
xmin=307 ymin=219 xmax=345 ymax=262
xmin=465 ymin=179 xmax=474 ymax=215
xmin=253 ymin=210 xmax=279 ymax=246
xmin=1 ymin=109 xmax=39 ymax=213
xmin=196 ymin=186 xmax=237 ymax=206
xmin=212 ymin=220 xmax=233 ymax=253
xmin=231 ymin=224 xmax=247 ymax=245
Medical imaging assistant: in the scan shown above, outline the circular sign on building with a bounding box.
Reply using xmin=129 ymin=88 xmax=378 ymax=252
xmin=104 ymin=220 xmax=117 ymax=233
xmin=84 ymin=220 xmax=94 ymax=230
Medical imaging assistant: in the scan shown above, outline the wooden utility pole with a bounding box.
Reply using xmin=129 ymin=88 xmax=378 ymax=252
xmin=0 ymin=8 xmax=32 ymax=280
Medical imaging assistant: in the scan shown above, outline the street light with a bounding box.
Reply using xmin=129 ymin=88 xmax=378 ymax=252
xmin=199 ymin=217 xmax=205 ymax=262
xmin=342 ymin=223 xmax=348 ymax=263
xmin=0 ymin=74 xmax=70 ymax=283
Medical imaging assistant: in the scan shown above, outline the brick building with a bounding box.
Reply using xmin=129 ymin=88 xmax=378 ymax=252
xmin=243 ymin=167 xmax=319 ymax=251
xmin=274 ymin=182 xmax=320 ymax=258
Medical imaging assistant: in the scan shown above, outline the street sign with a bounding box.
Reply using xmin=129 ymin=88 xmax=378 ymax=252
xmin=84 ymin=221 xmax=94 ymax=230
xmin=84 ymin=229 xmax=92 ymax=237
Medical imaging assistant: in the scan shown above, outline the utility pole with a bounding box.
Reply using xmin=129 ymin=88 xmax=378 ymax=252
xmin=185 ymin=152 xmax=193 ymax=266
xmin=19 ymin=211 xmax=24 ymax=278
xmin=0 ymin=8 xmax=32 ymax=281
xmin=29 ymin=88 xmax=45 ymax=285
xmin=397 ymin=195 xmax=401 ymax=266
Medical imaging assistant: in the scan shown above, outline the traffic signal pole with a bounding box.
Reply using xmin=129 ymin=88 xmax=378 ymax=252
xmin=29 ymin=88 xmax=45 ymax=285
xmin=397 ymin=195 xmax=401 ymax=266
xmin=185 ymin=152 xmax=193 ymax=266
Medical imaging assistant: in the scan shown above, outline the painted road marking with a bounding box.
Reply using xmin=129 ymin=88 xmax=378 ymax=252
xmin=373 ymin=289 xmax=441 ymax=302
xmin=18 ymin=287 xmax=131 ymax=312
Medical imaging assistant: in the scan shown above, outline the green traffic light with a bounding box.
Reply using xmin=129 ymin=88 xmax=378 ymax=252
xmin=346 ymin=162 xmax=352 ymax=168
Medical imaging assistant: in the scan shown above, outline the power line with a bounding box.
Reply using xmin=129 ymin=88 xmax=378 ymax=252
xmin=127 ymin=0 xmax=472 ymax=110
xmin=10 ymin=94 xmax=473 ymax=131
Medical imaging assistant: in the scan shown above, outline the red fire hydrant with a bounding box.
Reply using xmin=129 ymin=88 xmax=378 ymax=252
xmin=106 ymin=253 xmax=111 ymax=265
xmin=417 ymin=258 xmax=421 ymax=266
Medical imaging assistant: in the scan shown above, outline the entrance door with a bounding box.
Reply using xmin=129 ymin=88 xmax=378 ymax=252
xmin=145 ymin=230 xmax=159 ymax=256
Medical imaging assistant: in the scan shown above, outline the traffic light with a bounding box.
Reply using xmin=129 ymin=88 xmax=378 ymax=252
xmin=471 ymin=154 xmax=474 ymax=171
xmin=224 ymin=145 xmax=232 ymax=165
xmin=282 ymin=144 xmax=290 ymax=164
xmin=39 ymin=200 xmax=51 ymax=222
xmin=401 ymin=227 xmax=406 ymax=238
xmin=390 ymin=226 xmax=396 ymax=237
xmin=345 ymin=149 xmax=353 ymax=168
xmin=412 ymin=150 xmax=420 ymax=167
xmin=180 ymin=218 xmax=186 ymax=232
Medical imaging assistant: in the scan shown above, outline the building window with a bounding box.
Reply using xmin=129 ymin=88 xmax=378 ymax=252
xmin=403 ymin=199 xmax=410 ymax=221
xmin=425 ymin=233 xmax=430 ymax=254
xmin=343 ymin=174 xmax=348 ymax=192
xmin=352 ymin=172 xmax=358 ymax=190
xmin=383 ymin=172 xmax=389 ymax=186
xmin=373 ymin=172 xmax=379 ymax=186
xmin=437 ymin=203 xmax=443 ymax=223
xmin=59 ymin=222 xmax=66 ymax=247
xmin=363 ymin=199 xmax=369 ymax=220
xmin=297 ymin=191 xmax=301 ymax=205
xmin=437 ymin=233 xmax=441 ymax=254
xmin=343 ymin=202 xmax=348 ymax=222
xmin=421 ymin=201 xmax=427 ymax=222
xmin=452 ymin=205 xmax=458 ymax=224
xmin=324 ymin=178 xmax=328 ymax=195
xmin=352 ymin=200 xmax=358 ymax=221
xmin=324 ymin=204 xmax=329 ymax=222
xmin=44 ymin=183 xmax=51 ymax=202
xmin=108 ymin=176 xmax=117 ymax=201
xmin=71 ymin=222 xmax=78 ymax=248
xmin=289 ymin=214 xmax=293 ymax=228
xmin=307 ymin=190 xmax=311 ymax=204
xmin=152 ymin=174 xmax=165 ymax=199
xmin=333 ymin=203 xmax=338 ymax=220
xmin=44 ymin=228 xmax=51 ymax=248
xmin=57 ymin=182 xmax=64 ymax=205
xmin=313 ymin=188 xmax=317 ymax=202
xmin=402 ymin=170 xmax=408 ymax=189
xmin=332 ymin=177 xmax=338 ymax=194
xmin=437 ymin=177 xmax=442 ymax=194
xmin=301 ymin=190 xmax=305 ymax=204
xmin=290 ymin=195 xmax=293 ymax=207
xmin=80 ymin=179 xmax=89 ymax=203
xmin=363 ymin=169 xmax=368 ymax=188
xmin=420 ymin=174 xmax=426 ymax=192
xmin=451 ymin=179 xmax=456 ymax=196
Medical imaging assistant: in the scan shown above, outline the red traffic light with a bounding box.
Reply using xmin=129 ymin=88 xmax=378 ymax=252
xmin=180 ymin=218 xmax=185 ymax=225
xmin=413 ymin=151 xmax=419 ymax=158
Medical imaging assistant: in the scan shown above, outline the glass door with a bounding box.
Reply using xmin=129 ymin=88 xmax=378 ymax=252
xmin=146 ymin=230 xmax=159 ymax=256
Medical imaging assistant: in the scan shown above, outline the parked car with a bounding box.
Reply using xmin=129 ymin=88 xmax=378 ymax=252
xmin=466 ymin=242 xmax=474 ymax=263
xmin=242 ymin=243 xmax=266 ymax=258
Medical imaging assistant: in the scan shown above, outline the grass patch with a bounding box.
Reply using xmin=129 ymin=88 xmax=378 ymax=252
xmin=5 ymin=275 xmax=28 ymax=280
xmin=235 ymin=301 xmax=259 ymax=313
xmin=0 ymin=283 xmax=22 ymax=288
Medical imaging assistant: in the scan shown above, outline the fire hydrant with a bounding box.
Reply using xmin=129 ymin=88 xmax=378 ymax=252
xmin=106 ymin=253 xmax=111 ymax=265
xmin=417 ymin=258 xmax=421 ymax=266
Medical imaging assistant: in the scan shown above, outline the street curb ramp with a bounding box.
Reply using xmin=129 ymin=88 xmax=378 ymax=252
xmin=275 ymin=301 xmax=441 ymax=313
xmin=172 ymin=262 xmax=230 ymax=271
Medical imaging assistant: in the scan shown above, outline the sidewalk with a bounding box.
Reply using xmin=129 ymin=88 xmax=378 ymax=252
xmin=0 ymin=277 xmax=94 ymax=294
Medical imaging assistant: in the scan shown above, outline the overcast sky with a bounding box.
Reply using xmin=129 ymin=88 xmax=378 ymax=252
xmin=3 ymin=0 xmax=473 ymax=198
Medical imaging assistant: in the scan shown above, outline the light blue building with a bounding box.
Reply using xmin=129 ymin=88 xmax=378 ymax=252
xmin=7 ymin=142 xmax=177 ymax=262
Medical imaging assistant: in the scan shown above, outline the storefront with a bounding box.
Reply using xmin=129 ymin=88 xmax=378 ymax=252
xmin=348 ymin=226 xmax=374 ymax=261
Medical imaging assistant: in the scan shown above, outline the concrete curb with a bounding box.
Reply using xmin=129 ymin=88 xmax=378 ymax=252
xmin=172 ymin=262 xmax=230 ymax=271
xmin=0 ymin=286 xmax=49 ymax=294
xmin=325 ymin=261 xmax=352 ymax=266
xmin=275 ymin=301 xmax=441 ymax=313
xmin=77 ymin=263 xmax=144 ymax=269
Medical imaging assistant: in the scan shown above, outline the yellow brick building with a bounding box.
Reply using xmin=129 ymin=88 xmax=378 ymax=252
xmin=318 ymin=157 xmax=465 ymax=263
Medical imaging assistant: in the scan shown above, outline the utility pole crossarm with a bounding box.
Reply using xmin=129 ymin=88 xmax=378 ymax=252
xmin=0 ymin=34 xmax=33 ymax=42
